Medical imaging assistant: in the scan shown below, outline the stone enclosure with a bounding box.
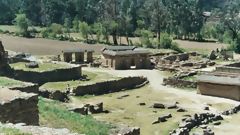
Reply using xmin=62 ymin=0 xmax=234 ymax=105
xmin=198 ymin=62 xmax=240 ymax=101
xmin=0 ymin=88 xmax=39 ymax=125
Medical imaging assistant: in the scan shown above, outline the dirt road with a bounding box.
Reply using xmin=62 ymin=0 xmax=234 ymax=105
xmin=0 ymin=34 xmax=104 ymax=55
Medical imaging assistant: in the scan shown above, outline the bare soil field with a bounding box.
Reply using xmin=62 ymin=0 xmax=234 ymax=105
xmin=0 ymin=34 xmax=228 ymax=56
xmin=174 ymin=40 xmax=227 ymax=53
xmin=0 ymin=34 xmax=104 ymax=55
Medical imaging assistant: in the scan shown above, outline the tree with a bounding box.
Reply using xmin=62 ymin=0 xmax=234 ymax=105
xmin=79 ymin=21 xmax=90 ymax=42
xmin=14 ymin=14 xmax=29 ymax=36
xmin=64 ymin=17 xmax=71 ymax=38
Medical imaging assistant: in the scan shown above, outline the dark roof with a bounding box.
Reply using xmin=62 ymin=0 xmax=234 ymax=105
xmin=62 ymin=49 xmax=94 ymax=53
xmin=102 ymin=46 xmax=136 ymax=51
xmin=102 ymin=49 xmax=150 ymax=56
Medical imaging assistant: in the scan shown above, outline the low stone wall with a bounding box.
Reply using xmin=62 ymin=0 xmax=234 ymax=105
xmin=9 ymin=83 xmax=39 ymax=94
xmin=39 ymin=89 xmax=69 ymax=102
xmin=216 ymin=66 xmax=240 ymax=73
xmin=72 ymin=77 xmax=148 ymax=96
xmin=198 ymin=82 xmax=240 ymax=101
xmin=0 ymin=89 xmax=39 ymax=125
xmin=12 ymin=66 xmax=82 ymax=84
xmin=163 ymin=78 xmax=197 ymax=89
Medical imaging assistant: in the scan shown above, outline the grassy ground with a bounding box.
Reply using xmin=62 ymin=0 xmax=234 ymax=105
xmin=40 ymin=70 xmax=119 ymax=92
xmin=39 ymin=97 xmax=111 ymax=135
xmin=0 ymin=77 xmax=25 ymax=87
xmin=0 ymin=127 xmax=31 ymax=135
xmin=10 ymin=62 xmax=70 ymax=72
xmin=70 ymin=86 xmax=192 ymax=135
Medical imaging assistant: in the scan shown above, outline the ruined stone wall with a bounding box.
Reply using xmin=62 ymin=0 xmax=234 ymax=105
xmin=0 ymin=90 xmax=39 ymax=125
xmin=12 ymin=66 xmax=82 ymax=84
xmin=163 ymin=78 xmax=197 ymax=89
xmin=198 ymin=82 xmax=240 ymax=101
xmin=215 ymin=66 xmax=240 ymax=73
xmin=9 ymin=83 xmax=39 ymax=94
xmin=72 ymin=77 xmax=148 ymax=96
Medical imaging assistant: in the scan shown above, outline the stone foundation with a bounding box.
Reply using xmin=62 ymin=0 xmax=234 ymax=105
xmin=0 ymin=88 xmax=39 ymax=125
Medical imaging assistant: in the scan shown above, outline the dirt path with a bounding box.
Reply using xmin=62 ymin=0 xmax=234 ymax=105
xmin=0 ymin=34 xmax=104 ymax=55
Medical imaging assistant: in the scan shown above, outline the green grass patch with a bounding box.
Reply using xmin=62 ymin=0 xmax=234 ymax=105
xmin=0 ymin=25 xmax=17 ymax=33
xmin=0 ymin=127 xmax=31 ymax=135
xmin=39 ymin=97 xmax=111 ymax=135
xmin=40 ymin=71 xmax=119 ymax=91
xmin=10 ymin=62 xmax=70 ymax=72
xmin=182 ymin=75 xmax=197 ymax=82
xmin=0 ymin=77 xmax=25 ymax=87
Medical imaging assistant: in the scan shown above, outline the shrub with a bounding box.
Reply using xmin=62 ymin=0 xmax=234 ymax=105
xmin=138 ymin=29 xmax=154 ymax=48
xmin=160 ymin=33 xmax=172 ymax=49
xmin=171 ymin=42 xmax=184 ymax=53
xmin=14 ymin=14 xmax=29 ymax=37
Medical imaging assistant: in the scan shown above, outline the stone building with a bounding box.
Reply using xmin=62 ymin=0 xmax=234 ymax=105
xmin=198 ymin=62 xmax=240 ymax=101
xmin=62 ymin=49 xmax=94 ymax=63
xmin=101 ymin=46 xmax=151 ymax=70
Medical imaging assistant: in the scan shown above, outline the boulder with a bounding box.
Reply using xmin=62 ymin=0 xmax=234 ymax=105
xmin=209 ymin=50 xmax=217 ymax=60
xmin=177 ymin=108 xmax=187 ymax=112
xmin=153 ymin=103 xmax=165 ymax=109
xmin=88 ymin=102 xmax=103 ymax=114
xmin=68 ymin=106 xmax=88 ymax=115
xmin=25 ymin=61 xmax=39 ymax=68
xmin=139 ymin=103 xmax=146 ymax=106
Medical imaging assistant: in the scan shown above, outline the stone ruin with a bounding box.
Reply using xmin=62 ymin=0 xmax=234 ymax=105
xmin=156 ymin=52 xmax=215 ymax=72
xmin=0 ymin=88 xmax=39 ymax=125
xmin=209 ymin=48 xmax=233 ymax=60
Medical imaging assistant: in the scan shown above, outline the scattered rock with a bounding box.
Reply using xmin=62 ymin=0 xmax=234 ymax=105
xmin=213 ymin=121 xmax=221 ymax=126
xmin=203 ymin=106 xmax=210 ymax=111
xmin=167 ymin=104 xmax=178 ymax=109
xmin=153 ymin=103 xmax=165 ymax=109
xmin=177 ymin=108 xmax=187 ymax=112
xmin=203 ymin=128 xmax=214 ymax=135
xmin=152 ymin=120 xmax=160 ymax=125
xmin=68 ymin=106 xmax=88 ymax=115
xmin=139 ymin=103 xmax=146 ymax=106
xmin=25 ymin=62 xmax=39 ymax=68
xmin=117 ymin=94 xmax=130 ymax=99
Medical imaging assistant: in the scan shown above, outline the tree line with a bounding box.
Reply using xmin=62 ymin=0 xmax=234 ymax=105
xmin=1 ymin=0 xmax=240 ymax=52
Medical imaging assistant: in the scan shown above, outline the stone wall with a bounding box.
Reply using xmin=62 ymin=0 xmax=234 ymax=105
xmin=72 ymin=77 xmax=148 ymax=96
xmin=163 ymin=78 xmax=197 ymax=89
xmin=12 ymin=66 xmax=82 ymax=84
xmin=216 ymin=66 xmax=240 ymax=73
xmin=198 ymin=82 xmax=240 ymax=101
xmin=9 ymin=83 xmax=39 ymax=94
xmin=0 ymin=89 xmax=39 ymax=125
xmin=39 ymin=89 xmax=69 ymax=102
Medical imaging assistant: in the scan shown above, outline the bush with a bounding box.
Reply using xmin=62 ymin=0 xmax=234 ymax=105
xmin=138 ymin=29 xmax=154 ymax=48
xmin=41 ymin=23 xmax=63 ymax=39
xmin=160 ymin=33 xmax=172 ymax=49
xmin=171 ymin=42 xmax=184 ymax=53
